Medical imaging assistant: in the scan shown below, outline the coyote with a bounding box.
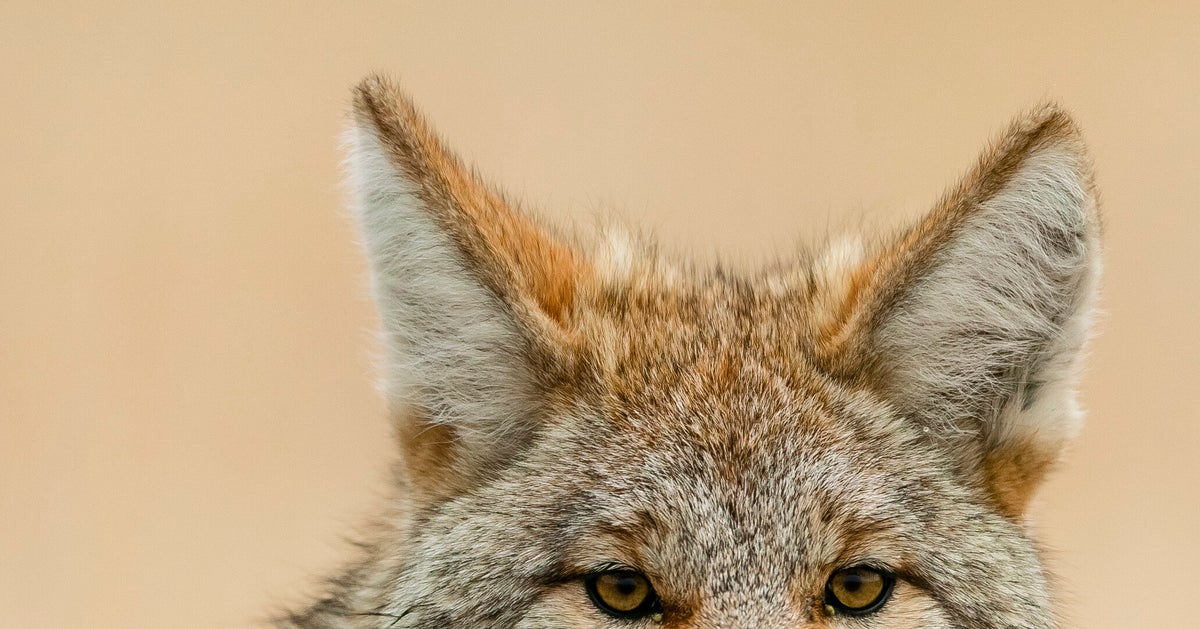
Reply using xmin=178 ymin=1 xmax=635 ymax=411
xmin=280 ymin=76 xmax=1100 ymax=628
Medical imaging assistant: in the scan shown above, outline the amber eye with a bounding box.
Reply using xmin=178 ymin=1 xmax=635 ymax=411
xmin=825 ymin=565 xmax=895 ymax=615
xmin=585 ymin=569 xmax=660 ymax=619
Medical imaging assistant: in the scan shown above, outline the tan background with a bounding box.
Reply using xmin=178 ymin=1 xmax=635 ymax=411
xmin=3 ymin=2 xmax=1197 ymax=628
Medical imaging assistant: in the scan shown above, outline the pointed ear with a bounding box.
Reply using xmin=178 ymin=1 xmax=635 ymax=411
xmin=346 ymin=76 xmax=589 ymax=501
xmin=819 ymin=106 xmax=1101 ymax=519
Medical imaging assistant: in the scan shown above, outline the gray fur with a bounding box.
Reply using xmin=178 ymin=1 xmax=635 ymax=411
xmin=277 ymin=83 xmax=1100 ymax=629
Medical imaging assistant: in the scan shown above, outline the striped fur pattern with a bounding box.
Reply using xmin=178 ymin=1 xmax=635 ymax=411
xmin=278 ymin=76 xmax=1101 ymax=628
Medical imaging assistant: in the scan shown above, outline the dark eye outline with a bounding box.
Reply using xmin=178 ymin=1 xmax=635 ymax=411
xmin=824 ymin=565 xmax=896 ymax=616
xmin=584 ymin=568 xmax=662 ymax=620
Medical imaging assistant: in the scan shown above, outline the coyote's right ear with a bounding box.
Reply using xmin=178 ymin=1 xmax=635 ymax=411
xmin=346 ymin=76 xmax=589 ymax=501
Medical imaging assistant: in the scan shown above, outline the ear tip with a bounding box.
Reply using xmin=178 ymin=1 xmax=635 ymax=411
xmin=985 ymin=102 xmax=1098 ymax=210
xmin=351 ymin=74 xmax=419 ymax=131
xmin=352 ymin=74 xmax=389 ymax=116
xmin=1012 ymin=102 xmax=1089 ymax=158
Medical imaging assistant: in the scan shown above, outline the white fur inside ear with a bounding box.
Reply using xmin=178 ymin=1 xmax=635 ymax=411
xmin=589 ymin=220 xmax=684 ymax=288
xmin=806 ymin=235 xmax=866 ymax=330
xmin=879 ymin=148 xmax=1100 ymax=452
xmin=345 ymin=123 xmax=541 ymax=469
xmin=593 ymin=223 xmax=637 ymax=283
xmin=816 ymin=235 xmax=865 ymax=294
xmin=819 ymin=235 xmax=865 ymax=274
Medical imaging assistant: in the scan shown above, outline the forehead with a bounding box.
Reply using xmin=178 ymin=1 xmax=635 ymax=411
xmin=534 ymin=282 xmax=942 ymax=540
xmin=547 ymin=288 xmax=941 ymax=568
xmin=569 ymin=372 xmax=927 ymax=530
xmin=531 ymin=383 xmax=939 ymax=618
xmin=573 ymin=278 xmax=901 ymax=460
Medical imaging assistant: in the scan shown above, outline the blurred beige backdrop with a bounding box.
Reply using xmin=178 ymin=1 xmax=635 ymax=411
xmin=2 ymin=2 xmax=1197 ymax=628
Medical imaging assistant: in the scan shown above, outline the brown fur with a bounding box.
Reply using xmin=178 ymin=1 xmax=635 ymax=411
xmin=982 ymin=442 xmax=1059 ymax=520
xmin=354 ymin=76 xmax=589 ymax=339
xmin=278 ymin=76 xmax=1101 ymax=628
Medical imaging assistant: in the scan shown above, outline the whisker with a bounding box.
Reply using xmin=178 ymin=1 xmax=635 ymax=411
xmin=349 ymin=608 xmax=411 ymax=628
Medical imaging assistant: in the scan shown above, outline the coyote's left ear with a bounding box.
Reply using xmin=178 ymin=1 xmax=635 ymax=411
xmin=346 ymin=76 xmax=589 ymax=502
xmin=820 ymin=106 xmax=1101 ymax=519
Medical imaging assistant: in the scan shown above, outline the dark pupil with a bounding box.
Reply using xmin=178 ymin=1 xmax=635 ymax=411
xmin=615 ymin=575 xmax=639 ymax=595
xmin=842 ymin=571 xmax=864 ymax=592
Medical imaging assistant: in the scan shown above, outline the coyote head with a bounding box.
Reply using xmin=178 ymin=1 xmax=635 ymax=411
xmin=282 ymin=76 xmax=1100 ymax=628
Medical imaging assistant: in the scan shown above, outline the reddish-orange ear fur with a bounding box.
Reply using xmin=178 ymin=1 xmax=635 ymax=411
xmin=352 ymin=76 xmax=590 ymax=343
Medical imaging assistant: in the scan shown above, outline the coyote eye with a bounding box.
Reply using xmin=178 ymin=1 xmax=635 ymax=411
xmin=585 ymin=569 xmax=661 ymax=619
xmin=825 ymin=565 xmax=895 ymax=615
